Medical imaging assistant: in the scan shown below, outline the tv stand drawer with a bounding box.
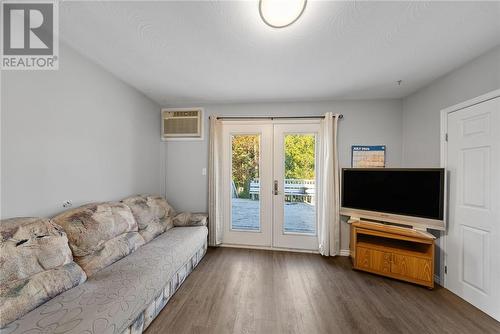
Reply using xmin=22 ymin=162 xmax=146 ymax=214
xmin=391 ymin=254 xmax=433 ymax=283
xmin=356 ymin=246 xmax=391 ymax=274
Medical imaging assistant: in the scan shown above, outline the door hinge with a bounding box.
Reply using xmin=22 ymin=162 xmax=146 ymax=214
xmin=445 ymin=133 xmax=448 ymax=142
xmin=444 ymin=266 xmax=447 ymax=274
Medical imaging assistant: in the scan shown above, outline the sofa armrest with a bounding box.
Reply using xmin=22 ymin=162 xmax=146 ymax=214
xmin=173 ymin=212 xmax=208 ymax=227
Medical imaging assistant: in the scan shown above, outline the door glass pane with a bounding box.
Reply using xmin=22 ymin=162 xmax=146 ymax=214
xmin=283 ymin=134 xmax=316 ymax=234
xmin=231 ymin=134 xmax=260 ymax=231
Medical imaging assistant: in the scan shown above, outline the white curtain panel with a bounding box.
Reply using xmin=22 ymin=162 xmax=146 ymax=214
xmin=208 ymin=115 xmax=223 ymax=246
xmin=318 ymin=112 xmax=341 ymax=256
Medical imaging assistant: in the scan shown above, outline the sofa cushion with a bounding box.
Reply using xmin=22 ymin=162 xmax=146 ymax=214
xmin=2 ymin=226 xmax=208 ymax=334
xmin=121 ymin=195 xmax=175 ymax=242
xmin=52 ymin=202 xmax=145 ymax=277
xmin=172 ymin=212 xmax=208 ymax=227
xmin=0 ymin=218 xmax=86 ymax=328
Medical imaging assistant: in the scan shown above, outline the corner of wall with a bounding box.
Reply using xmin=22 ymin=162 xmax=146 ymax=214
xmin=400 ymin=45 xmax=500 ymax=168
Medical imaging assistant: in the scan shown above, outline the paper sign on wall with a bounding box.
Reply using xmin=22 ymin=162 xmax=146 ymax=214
xmin=351 ymin=145 xmax=386 ymax=168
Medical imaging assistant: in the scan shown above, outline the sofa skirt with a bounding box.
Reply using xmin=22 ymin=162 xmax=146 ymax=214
xmin=121 ymin=240 xmax=207 ymax=334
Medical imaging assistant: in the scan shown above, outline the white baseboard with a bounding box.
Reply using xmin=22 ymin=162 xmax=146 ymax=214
xmin=217 ymin=244 xmax=351 ymax=257
xmin=219 ymin=243 xmax=319 ymax=254
xmin=339 ymin=249 xmax=351 ymax=257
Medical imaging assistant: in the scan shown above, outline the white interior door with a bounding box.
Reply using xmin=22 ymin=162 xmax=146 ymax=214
xmin=221 ymin=120 xmax=320 ymax=251
xmin=273 ymin=123 xmax=320 ymax=250
xmin=445 ymin=96 xmax=500 ymax=321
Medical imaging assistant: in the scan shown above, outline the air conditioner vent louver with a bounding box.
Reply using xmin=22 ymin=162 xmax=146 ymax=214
xmin=173 ymin=111 xmax=198 ymax=117
xmin=162 ymin=108 xmax=203 ymax=141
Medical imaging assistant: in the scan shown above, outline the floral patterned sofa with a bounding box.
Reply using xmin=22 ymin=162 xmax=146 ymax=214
xmin=0 ymin=195 xmax=208 ymax=334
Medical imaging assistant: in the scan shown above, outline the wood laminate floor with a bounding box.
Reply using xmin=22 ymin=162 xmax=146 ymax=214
xmin=145 ymin=247 xmax=500 ymax=334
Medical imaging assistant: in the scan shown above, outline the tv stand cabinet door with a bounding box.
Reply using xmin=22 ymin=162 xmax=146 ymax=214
xmin=391 ymin=254 xmax=433 ymax=285
xmin=356 ymin=246 xmax=391 ymax=274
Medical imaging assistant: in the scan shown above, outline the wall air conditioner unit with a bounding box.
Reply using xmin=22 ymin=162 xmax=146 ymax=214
xmin=161 ymin=108 xmax=203 ymax=141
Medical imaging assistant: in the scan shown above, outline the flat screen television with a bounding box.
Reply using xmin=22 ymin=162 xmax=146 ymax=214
xmin=340 ymin=168 xmax=445 ymax=230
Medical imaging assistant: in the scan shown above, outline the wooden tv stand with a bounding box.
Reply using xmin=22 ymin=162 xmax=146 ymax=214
xmin=350 ymin=220 xmax=435 ymax=288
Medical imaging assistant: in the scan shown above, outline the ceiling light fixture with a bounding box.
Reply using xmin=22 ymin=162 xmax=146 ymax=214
xmin=259 ymin=0 xmax=307 ymax=28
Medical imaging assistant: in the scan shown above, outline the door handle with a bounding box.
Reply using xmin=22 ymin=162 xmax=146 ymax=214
xmin=273 ymin=180 xmax=279 ymax=195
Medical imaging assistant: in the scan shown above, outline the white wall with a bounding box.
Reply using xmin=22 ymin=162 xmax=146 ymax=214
xmin=164 ymin=99 xmax=403 ymax=251
xmin=1 ymin=44 xmax=162 ymax=218
xmin=401 ymin=45 xmax=500 ymax=281
xmin=402 ymin=45 xmax=500 ymax=167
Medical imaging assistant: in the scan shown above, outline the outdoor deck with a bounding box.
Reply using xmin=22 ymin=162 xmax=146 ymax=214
xmin=231 ymin=198 xmax=316 ymax=234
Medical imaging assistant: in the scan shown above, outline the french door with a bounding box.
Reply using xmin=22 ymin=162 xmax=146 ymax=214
xmin=221 ymin=120 xmax=321 ymax=251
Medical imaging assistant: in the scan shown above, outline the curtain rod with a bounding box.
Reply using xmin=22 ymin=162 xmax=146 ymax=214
xmin=216 ymin=115 xmax=343 ymax=120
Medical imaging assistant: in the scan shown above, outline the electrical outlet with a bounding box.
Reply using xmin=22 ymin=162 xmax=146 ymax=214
xmin=62 ymin=200 xmax=73 ymax=208
xmin=202 ymin=168 xmax=207 ymax=176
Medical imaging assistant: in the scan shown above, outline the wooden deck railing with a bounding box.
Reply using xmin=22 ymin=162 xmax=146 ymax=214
xmin=248 ymin=179 xmax=315 ymax=203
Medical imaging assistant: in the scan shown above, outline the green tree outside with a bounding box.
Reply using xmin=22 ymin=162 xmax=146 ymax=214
xmin=232 ymin=134 xmax=315 ymax=200
xmin=284 ymin=134 xmax=315 ymax=179
xmin=232 ymin=135 xmax=260 ymax=199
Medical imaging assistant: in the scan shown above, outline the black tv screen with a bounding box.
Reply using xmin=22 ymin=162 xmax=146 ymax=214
xmin=341 ymin=168 xmax=445 ymax=220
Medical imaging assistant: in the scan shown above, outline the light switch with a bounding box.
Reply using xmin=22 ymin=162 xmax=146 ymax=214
xmin=202 ymin=168 xmax=207 ymax=176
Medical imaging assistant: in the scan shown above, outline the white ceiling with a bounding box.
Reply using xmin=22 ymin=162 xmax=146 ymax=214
xmin=59 ymin=1 xmax=500 ymax=105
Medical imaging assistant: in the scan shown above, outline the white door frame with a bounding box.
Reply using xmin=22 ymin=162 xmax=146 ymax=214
xmin=439 ymin=88 xmax=500 ymax=288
